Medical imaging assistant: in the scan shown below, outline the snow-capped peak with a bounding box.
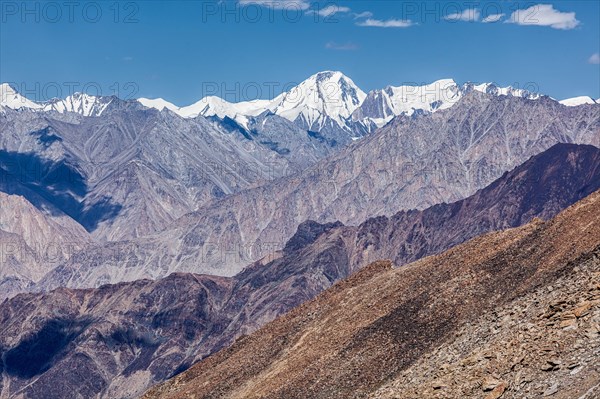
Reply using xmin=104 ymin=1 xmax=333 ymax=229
xmin=559 ymin=96 xmax=597 ymax=107
xmin=0 ymin=84 xmax=112 ymax=116
xmin=135 ymin=71 xmax=368 ymax=131
xmin=0 ymin=83 xmax=43 ymax=110
xmin=137 ymin=97 xmax=180 ymax=112
xmin=268 ymin=71 xmax=367 ymax=130
xmin=42 ymin=92 xmax=113 ymax=117
xmin=352 ymin=79 xmax=462 ymax=128
xmin=175 ymin=96 xmax=270 ymax=129
xmin=352 ymin=79 xmax=549 ymax=130
xmin=471 ymin=82 xmax=540 ymax=100
xmin=177 ymin=96 xmax=269 ymax=118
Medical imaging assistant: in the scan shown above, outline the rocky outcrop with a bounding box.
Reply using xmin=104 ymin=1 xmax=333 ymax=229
xmin=143 ymin=189 xmax=600 ymax=399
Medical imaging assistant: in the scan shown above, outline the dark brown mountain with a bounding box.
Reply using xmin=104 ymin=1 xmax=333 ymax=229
xmin=0 ymin=274 xmax=234 ymax=399
xmin=1 ymin=144 xmax=599 ymax=398
xmin=144 ymin=189 xmax=600 ymax=399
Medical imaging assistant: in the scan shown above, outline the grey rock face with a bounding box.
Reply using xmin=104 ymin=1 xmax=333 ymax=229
xmin=39 ymin=93 xmax=600 ymax=289
xmin=0 ymin=192 xmax=91 ymax=300
xmin=0 ymin=103 xmax=336 ymax=243
xmin=0 ymin=100 xmax=345 ymax=299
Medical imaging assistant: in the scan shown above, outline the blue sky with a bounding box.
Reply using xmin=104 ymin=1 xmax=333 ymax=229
xmin=1 ymin=1 xmax=599 ymax=104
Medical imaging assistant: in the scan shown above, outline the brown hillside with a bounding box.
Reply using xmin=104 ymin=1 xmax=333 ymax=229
xmin=144 ymin=190 xmax=600 ymax=399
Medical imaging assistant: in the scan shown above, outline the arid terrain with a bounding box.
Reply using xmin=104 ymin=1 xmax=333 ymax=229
xmin=144 ymin=190 xmax=600 ymax=399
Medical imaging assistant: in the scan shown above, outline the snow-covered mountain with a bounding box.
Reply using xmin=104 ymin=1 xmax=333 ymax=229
xmin=137 ymin=97 xmax=179 ymax=112
xmin=267 ymin=71 xmax=366 ymax=131
xmin=178 ymin=96 xmax=270 ymax=129
xmin=138 ymin=71 xmax=366 ymax=132
xmin=0 ymin=83 xmax=113 ymax=117
xmin=559 ymin=96 xmax=598 ymax=107
xmin=137 ymin=74 xmax=550 ymax=136
xmin=352 ymin=79 xmax=462 ymax=129
xmin=2 ymin=74 xmax=598 ymax=136
xmin=134 ymin=72 xmax=552 ymax=136
xmin=470 ymin=82 xmax=541 ymax=100
xmin=0 ymin=83 xmax=43 ymax=110
xmin=42 ymin=93 xmax=114 ymax=117
xmin=352 ymin=80 xmax=543 ymax=131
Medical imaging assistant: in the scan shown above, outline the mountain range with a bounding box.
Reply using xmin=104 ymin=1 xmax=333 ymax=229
xmin=1 ymin=70 xmax=599 ymax=399
xmin=0 ymin=143 xmax=598 ymax=398
xmin=3 ymin=72 xmax=597 ymax=140
xmin=32 ymin=89 xmax=600 ymax=292
xmin=0 ymin=72 xmax=597 ymax=293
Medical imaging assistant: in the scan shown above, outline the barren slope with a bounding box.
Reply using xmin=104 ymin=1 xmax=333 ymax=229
xmin=144 ymin=189 xmax=600 ymax=399
xmin=0 ymin=192 xmax=91 ymax=299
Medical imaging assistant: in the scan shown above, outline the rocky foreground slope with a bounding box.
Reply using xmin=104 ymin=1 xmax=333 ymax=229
xmin=1 ymin=144 xmax=598 ymax=398
xmin=144 ymin=189 xmax=600 ymax=399
xmin=370 ymin=249 xmax=600 ymax=399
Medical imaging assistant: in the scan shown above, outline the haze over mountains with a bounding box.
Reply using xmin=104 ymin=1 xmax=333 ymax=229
xmin=1 ymin=143 xmax=598 ymax=398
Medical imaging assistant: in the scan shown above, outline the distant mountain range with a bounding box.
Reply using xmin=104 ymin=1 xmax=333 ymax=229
xmin=2 ymin=72 xmax=598 ymax=140
xmin=33 ymin=89 xmax=599 ymax=290
xmin=0 ymin=82 xmax=597 ymax=296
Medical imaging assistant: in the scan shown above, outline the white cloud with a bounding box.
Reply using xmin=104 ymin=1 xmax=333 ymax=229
xmin=508 ymin=4 xmax=579 ymax=30
xmin=482 ymin=13 xmax=505 ymax=23
xmin=353 ymin=11 xmax=373 ymax=19
xmin=589 ymin=53 xmax=600 ymax=65
xmin=356 ymin=18 xmax=414 ymax=28
xmin=313 ymin=5 xmax=351 ymax=17
xmin=325 ymin=41 xmax=358 ymax=51
xmin=238 ymin=0 xmax=310 ymax=10
xmin=444 ymin=8 xmax=480 ymax=22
